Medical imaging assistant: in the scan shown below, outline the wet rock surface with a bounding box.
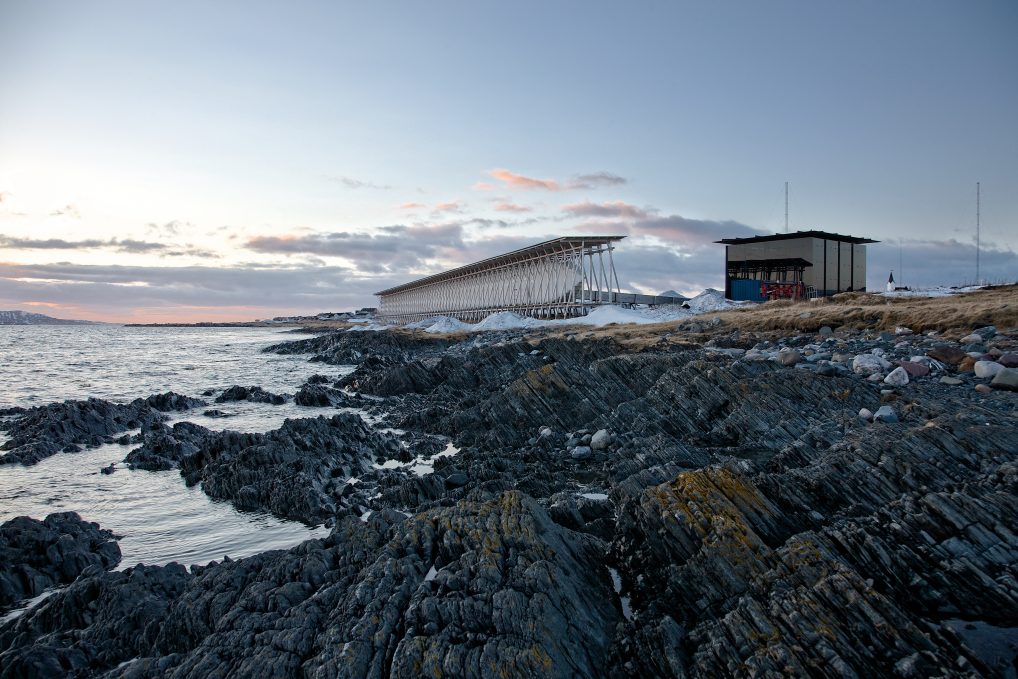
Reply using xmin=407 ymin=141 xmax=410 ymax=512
xmin=214 ymin=385 xmax=287 ymax=405
xmin=0 ymin=392 xmax=204 ymax=466
xmin=0 ymin=512 xmax=121 ymax=610
xmin=2 ymin=321 xmax=1017 ymax=677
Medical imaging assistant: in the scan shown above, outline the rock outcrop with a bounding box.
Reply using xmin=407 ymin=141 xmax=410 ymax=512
xmin=214 ymin=385 xmax=287 ymax=405
xmin=0 ymin=512 xmax=121 ymax=609
xmin=0 ymin=392 xmax=203 ymax=466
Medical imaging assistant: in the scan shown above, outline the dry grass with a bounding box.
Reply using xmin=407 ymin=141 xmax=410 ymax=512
xmin=697 ymin=284 xmax=1018 ymax=337
xmin=532 ymin=284 xmax=1018 ymax=348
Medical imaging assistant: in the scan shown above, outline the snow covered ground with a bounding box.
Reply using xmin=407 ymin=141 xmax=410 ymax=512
xmin=381 ymin=288 xmax=751 ymax=334
xmin=879 ymin=285 xmax=985 ymax=298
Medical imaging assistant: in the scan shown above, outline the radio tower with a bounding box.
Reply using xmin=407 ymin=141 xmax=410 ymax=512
xmin=784 ymin=182 xmax=789 ymax=233
xmin=976 ymin=182 xmax=980 ymax=285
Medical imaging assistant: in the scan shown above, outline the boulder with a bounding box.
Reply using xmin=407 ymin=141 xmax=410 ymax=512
xmin=571 ymin=446 xmax=592 ymax=460
xmin=590 ymin=429 xmax=610 ymax=450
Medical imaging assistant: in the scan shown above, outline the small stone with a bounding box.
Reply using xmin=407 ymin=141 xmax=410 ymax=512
xmin=894 ymin=326 xmax=913 ymax=335
xmin=879 ymin=331 xmax=895 ymax=342
xmin=975 ymin=384 xmax=993 ymax=395
xmin=883 ymin=367 xmax=910 ymax=386
xmin=990 ymin=367 xmax=1018 ymax=391
xmin=816 ymin=364 xmax=837 ymax=377
xmin=867 ymin=373 xmax=884 ymax=382
xmin=927 ymin=346 xmax=967 ymax=365
xmin=975 ymin=325 xmax=997 ymax=339
xmin=818 ymin=326 xmax=833 ymax=336
xmin=960 ymin=333 xmax=983 ymax=344
xmin=777 ymin=350 xmax=801 ymax=366
xmin=853 ymin=354 xmax=890 ymax=375
xmin=895 ymin=361 xmax=929 ymax=377
xmin=570 ymin=446 xmax=592 ymax=460
xmin=590 ymin=429 xmax=610 ymax=450
xmin=832 ymin=353 xmax=853 ymax=364
xmin=580 ymin=434 xmax=592 ymax=445
xmin=858 ymin=408 xmax=873 ymax=422
xmin=939 ymin=376 xmax=963 ymax=386
xmin=999 ymin=353 xmax=1018 ymax=368
xmin=957 ymin=356 xmax=976 ymax=373
xmin=538 ymin=426 xmax=552 ymax=438
xmin=873 ymin=405 xmax=898 ymax=423
xmin=973 ymin=360 xmax=1004 ymax=379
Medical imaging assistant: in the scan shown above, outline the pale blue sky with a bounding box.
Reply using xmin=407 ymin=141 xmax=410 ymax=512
xmin=0 ymin=1 xmax=1015 ymax=321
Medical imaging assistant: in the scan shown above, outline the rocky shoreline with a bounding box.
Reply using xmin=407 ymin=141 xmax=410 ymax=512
xmin=1 ymin=312 xmax=1016 ymax=677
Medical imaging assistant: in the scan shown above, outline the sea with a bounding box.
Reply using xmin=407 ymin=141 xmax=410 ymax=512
xmin=0 ymin=325 xmax=347 ymax=573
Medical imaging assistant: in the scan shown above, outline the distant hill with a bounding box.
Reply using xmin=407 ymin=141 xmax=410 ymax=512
xmin=0 ymin=310 xmax=99 ymax=325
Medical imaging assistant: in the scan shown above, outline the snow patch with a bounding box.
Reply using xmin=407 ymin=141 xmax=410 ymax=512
xmin=401 ymin=288 xmax=750 ymax=332
xmin=607 ymin=567 xmax=634 ymax=621
xmin=579 ymin=492 xmax=609 ymax=501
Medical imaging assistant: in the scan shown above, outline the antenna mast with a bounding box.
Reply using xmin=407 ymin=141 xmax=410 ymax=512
xmin=976 ymin=182 xmax=980 ymax=285
xmin=784 ymin=182 xmax=789 ymax=233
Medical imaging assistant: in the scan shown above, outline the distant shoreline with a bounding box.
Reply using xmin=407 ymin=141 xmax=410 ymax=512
xmin=123 ymin=320 xmax=354 ymax=329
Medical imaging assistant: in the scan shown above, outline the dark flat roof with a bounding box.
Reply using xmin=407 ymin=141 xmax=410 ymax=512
xmin=716 ymin=230 xmax=878 ymax=245
xmin=375 ymin=235 xmax=625 ymax=296
xmin=727 ymin=257 xmax=813 ymax=268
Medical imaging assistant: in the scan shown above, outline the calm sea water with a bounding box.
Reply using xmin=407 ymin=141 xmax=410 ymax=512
xmin=0 ymin=325 xmax=351 ymax=572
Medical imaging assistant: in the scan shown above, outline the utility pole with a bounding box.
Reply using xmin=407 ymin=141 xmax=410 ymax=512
xmin=784 ymin=182 xmax=789 ymax=233
xmin=976 ymin=182 xmax=980 ymax=285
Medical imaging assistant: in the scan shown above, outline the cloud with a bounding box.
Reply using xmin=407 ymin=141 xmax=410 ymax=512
xmin=489 ymin=169 xmax=561 ymax=191
xmin=0 ymin=235 xmax=106 ymax=250
xmin=493 ymin=201 xmax=532 ymax=213
xmin=573 ymin=172 xmax=627 ymax=189
xmin=327 ymin=175 xmax=392 ymax=190
xmin=433 ymin=201 xmax=463 ymax=213
xmin=0 ymin=261 xmax=387 ymax=322
xmin=472 ymin=182 xmax=495 ymax=191
xmin=400 ymin=202 xmax=427 ymax=210
xmin=0 ymin=234 xmax=222 ymax=257
xmin=562 ymin=201 xmax=651 ymax=219
xmin=49 ymin=204 xmax=81 ymax=219
xmin=146 ymin=220 xmax=191 ymax=236
xmin=868 ymin=238 xmax=1017 ymax=289
xmin=244 ymin=223 xmax=465 ymax=273
xmin=488 ymin=169 xmax=628 ymax=192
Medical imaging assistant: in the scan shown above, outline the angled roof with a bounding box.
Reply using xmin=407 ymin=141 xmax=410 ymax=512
xmin=716 ymin=230 xmax=878 ymax=246
xmin=375 ymin=236 xmax=625 ymax=296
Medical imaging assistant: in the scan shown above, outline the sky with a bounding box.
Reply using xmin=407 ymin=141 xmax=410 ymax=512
xmin=0 ymin=0 xmax=1015 ymax=322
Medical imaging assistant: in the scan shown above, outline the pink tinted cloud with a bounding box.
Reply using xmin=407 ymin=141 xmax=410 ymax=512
xmin=472 ymin=181 xmax=495 ymax=191
xmin=400 ymin=202 xmax=426 ymax=209
xmin=433 ymin=201 xmax=462 ymax=213
xmin=493 ymin=201 xmax=532 ymax=213
xmin=489 ymin=169 xmax=561 ymax=191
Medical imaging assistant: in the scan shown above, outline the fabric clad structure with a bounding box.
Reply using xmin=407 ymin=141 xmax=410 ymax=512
xmin=376 ymin=236 xmax=631 ymax=323
xmin=716 ymin=230 xmax=878 ymax=300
